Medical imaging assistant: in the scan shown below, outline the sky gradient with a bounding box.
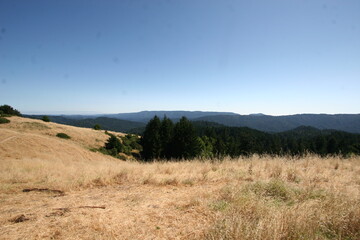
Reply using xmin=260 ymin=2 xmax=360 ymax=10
xmin=0 ymin=0 xmax=359 ymax=115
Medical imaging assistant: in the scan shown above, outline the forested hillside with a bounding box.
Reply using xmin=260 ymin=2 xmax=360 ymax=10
xmin=195 ymin=114 xmax=360 ymax=133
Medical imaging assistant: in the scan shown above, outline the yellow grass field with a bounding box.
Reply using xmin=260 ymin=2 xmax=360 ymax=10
xmin=1 ymin=117 xmax=359 ymax=239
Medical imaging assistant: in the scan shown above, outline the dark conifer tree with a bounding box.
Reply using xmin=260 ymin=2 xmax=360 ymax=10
xmin=160 ymin=116 xmax=174 ymax=159
xmin=170 ymin=117 xmax=201 ymax=159
xmin=140 ymin=116 xmax=162 ymax=161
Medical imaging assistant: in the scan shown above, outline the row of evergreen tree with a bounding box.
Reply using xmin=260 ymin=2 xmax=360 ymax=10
xmin=140 ymin=116 xmax=360 ymax=160
xmin=140 ymin=116 xmax=202 ymax=160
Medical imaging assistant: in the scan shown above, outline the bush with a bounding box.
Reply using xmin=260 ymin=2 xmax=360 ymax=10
xmin=0 ymin=117 xmax=10 ymax=124
xmin=56 ymin=133 xmax=71 ymax=139
xmin=93 ymin=124 xmax=101 ymax=130
xmin=42 ymin=116 xmax=50 ymax=122
xmin=105 ymin=134 xmax=123 ymax=155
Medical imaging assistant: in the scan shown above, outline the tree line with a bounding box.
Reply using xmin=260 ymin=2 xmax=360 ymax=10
xmin=139 ymin=116 xmax=360 ymax=161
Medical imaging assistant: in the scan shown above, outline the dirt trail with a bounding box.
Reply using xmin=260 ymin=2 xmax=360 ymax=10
xmin=0 ymin=135 xmax=17 ymax=144
xmin=0 ymin=183 xmax=221 ymax=240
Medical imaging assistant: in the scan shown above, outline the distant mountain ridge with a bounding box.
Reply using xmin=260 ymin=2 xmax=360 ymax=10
xmin=25 ymin=111 xmax=360 ymax=133
xmin=104 ymin=111 xmax=238 ymax=122
xmin=195 ymin=114 xmax=360 ymax=133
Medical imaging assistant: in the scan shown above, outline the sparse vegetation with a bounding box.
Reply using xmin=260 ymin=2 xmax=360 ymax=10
xmin=56 ymin=132 xmax=71 ymax=139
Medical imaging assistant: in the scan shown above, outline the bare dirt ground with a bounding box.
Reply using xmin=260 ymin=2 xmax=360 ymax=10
xmin=0 ymin=183 xmax=220 ymax=240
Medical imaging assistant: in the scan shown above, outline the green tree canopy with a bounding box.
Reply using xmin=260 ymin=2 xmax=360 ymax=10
xmin=170 ymin=117 xmax=201 ymax=159
xmin=0 ymin=105 xmax=21 ymax=116
xmin=160 ymin=116 xmax=174 ymax=159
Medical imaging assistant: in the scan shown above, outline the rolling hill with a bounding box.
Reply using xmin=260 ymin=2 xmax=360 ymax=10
xmin=194 ymin=113 xmax=360 ymax=133
xmin=25 ymin=111 xmax=360 ymax=134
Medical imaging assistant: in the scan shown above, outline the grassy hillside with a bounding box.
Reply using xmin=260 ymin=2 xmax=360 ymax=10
xmin=0 ymin=117 xmax=359 ymax=239
xmin=0 ymin=116 xmax=125 ymax=163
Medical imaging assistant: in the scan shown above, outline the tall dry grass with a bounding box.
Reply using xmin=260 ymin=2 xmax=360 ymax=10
xmin=1 ymin=155 xmax=359 ymax=194
xmin=1 ymin=155 xmax=360 ymax=239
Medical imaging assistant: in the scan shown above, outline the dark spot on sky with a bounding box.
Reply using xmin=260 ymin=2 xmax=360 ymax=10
xmin=113 ymin=57 xmax=119 ymax=63
xmin=63 ymin=74 xmax=69 ymax=79
xmin=332 ymin=19 xmax=337 ymax=25
xmin=1 ymin=28 xmax=6 ymax=34
xmin=1 ymin=78 xmax=7 ymax=84
xmin=322 ymin=4 xmax=327 ymax=10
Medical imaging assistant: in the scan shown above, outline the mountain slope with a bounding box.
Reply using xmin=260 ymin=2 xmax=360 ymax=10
xmin=105 ymin=110 xmax=238 ymax=122
xmin=194 ymin=114 xmax=360 ymax=133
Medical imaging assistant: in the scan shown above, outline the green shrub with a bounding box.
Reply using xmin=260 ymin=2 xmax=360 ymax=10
xmin=0 ymin=117 xmax=10 ymax=124
xmin=93 ymin=124 xmax=101 ymax=130
xmin=56 ymin=133 xmax=71 ymax=139
xmin=42 ymin=116 xmax=50 ymax=122
xmin=104 ymin=134 xmax=123 ymax=155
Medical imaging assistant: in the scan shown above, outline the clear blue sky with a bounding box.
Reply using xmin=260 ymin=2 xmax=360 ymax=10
xmin=0 ymin=0 xmax=359 ymax=115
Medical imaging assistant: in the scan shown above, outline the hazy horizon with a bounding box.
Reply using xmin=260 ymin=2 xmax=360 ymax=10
xmin=1 ymin=0 xmax=359 ymax=115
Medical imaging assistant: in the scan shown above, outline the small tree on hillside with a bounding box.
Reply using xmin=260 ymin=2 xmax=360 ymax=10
xmin=105 ymin=134 xmax=123 ymax=156
xmin=42 ymin=116 xmax=50 ymax=122
xmin=93 ymin=124 xmax=101 ymax=130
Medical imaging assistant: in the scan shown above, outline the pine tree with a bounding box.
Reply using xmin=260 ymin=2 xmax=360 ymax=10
xmin=170 ymin=117 xmax=201 ymax=159
xmin=140 ymin=116 xmax=162 ymax=161
xmin=160 ymin=116 xmax=174 ymax=159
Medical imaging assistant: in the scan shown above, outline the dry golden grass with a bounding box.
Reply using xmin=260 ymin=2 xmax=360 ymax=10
xmin=1 ymin=117 xmax=360 ymax=239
